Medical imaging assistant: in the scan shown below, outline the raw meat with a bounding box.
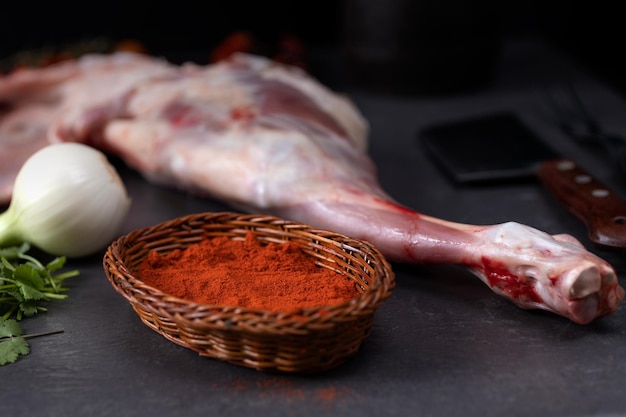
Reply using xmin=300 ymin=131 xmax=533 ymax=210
xmin=0 ymin=52 xmax=622 ymax=324
xmin=0 ymin=53 xmax=177 ymax=202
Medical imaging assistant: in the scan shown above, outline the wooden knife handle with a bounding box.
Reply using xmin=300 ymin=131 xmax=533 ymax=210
xmin=537 ymin=159 xmax=626 ymax=250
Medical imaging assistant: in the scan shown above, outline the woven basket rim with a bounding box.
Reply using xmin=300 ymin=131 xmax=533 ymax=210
xmin=105 ymin=211 xmax=396 ymax=328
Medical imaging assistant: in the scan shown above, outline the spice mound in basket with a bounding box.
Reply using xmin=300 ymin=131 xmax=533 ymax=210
xmin=103 ymin=212 xmax=395 ymax=374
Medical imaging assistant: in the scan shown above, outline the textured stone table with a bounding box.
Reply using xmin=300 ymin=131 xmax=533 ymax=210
xmin=5 ymin=37 xmax=626 ymax=417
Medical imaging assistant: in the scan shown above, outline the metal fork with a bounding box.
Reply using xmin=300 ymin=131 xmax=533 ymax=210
xmin=543 ymin=82 xmax=626 ymax=176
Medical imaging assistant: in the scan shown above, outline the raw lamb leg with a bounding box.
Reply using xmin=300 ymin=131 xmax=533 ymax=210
xmin=1 ymin=52 xmax=623 ymax=324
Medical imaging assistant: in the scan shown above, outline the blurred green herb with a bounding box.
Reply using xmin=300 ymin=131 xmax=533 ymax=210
xmin=0 ymin=242 xmax=78 ymax=365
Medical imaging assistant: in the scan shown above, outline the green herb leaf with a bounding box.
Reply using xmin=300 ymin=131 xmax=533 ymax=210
xmin=0 ymin=317 xmax=22 ymax=338
xmin=0 ymin=318 xmax=30 ymax=365
xmin=0 ymin=243 xmax=78 ymax=365
xmin=19 ymin=300 xmax=40 ymax=318
xmin=46 ymin=256 xmax=67 ymax=273
xmin=14 ymin=264 xmax=46 ymax=300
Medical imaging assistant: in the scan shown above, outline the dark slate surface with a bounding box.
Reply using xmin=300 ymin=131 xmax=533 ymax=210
xmin=4 ymin=38 xmax=626 ymax=417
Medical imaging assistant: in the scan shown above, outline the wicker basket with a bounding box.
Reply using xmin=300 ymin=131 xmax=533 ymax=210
xmin=103 ymin=212 xmax=395 ymax=373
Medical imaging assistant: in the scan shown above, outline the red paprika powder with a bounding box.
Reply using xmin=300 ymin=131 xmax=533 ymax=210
xmin=137 ymin=232 xmax=360 ymax=311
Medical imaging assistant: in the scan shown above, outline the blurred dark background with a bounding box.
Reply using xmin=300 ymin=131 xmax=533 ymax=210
xmin=1 ymin=0 xmax=625 ymax=95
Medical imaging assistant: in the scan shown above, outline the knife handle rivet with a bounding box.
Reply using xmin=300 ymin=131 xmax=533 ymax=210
xmin=557 ymin=160 xmax=576 ymax=170
xmin=575 ymin=174 xmax=592 ymax=184
xmin=592 ymin=189 xmax=609 ymax=198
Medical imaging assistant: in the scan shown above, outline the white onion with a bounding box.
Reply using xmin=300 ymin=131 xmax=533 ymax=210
xmin=0 ymin=143 xmax=131 ymax=257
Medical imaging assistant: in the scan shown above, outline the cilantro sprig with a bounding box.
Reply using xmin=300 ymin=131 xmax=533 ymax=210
xmin=0 ymin=318 xmax=29 ymax=365
xmin=0 ymin=242 xmax=78 ymax=365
